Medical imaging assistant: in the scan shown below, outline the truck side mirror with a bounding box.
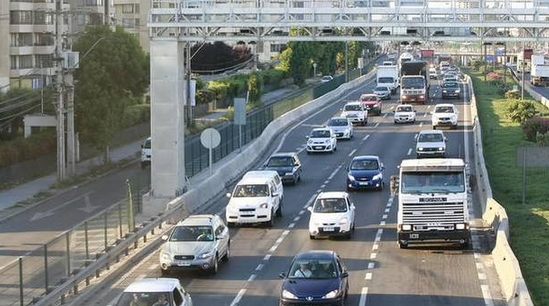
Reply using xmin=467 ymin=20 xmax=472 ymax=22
xmin=390 ymin=175 xmax=400 ymax=196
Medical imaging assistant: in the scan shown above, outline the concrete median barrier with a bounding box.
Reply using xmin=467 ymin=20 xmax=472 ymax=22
xmin=467 ymin=75 xmax=534 ymax=306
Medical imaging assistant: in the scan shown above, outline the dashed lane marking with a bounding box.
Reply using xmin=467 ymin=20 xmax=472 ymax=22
xmin=293 ymin=216 xmax=300 ymax=222
xmin=359 ymin=287 xmax=369 ymax=306
xmin=407 ymin=148 xmax=412 ymax=155
xmin=380 ymin=221 xmax=386 ymax=226
xmin=370 ymin=253 xmax=377 ymax=259
xmin=255 ymin=264 xmax=264 ymax=271
xmin=363 ymin=134 xmax=370 ymax=141
xmin=348 ymin=149 xmax=357 ymax=157
xmin=288 ymin=223 xmax=295 ymax=228
xmin=230 ymin=289 xmax=247 ymax=306
xmin=368 ymin=262 xmax=375 ymax=269
xmin=374 ymin=122 xmax=380 ymax=128
xmin=419 ymin=122 xmax=424 ymax=127
xmin=263 ymin=254 xmax=271 ymax=261
xmin=365 ymin=273 xmax=373 ymax=280
xmin=299 ymin=210 xmax=305 ymax=215
xmin=248 ymin=274 xmax=256 ymax=282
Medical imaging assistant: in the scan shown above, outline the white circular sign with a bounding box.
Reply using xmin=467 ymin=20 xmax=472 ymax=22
xmin=200 ymin=128 xmax=221 ymax=149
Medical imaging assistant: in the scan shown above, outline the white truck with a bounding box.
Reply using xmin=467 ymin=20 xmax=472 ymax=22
xmin=391 ymin=158 xmax=470 ymax=249
xmin=531 ymin=64 xmax=549 ymax=86
xmin=376 ymin=65 xmax=399 ymax=94
xmin=398 ymin=52 xmax=414 ymax=71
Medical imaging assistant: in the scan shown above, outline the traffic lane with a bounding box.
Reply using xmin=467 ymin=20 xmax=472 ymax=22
xmin=236 ymin=104 xmax=415 ymax=306
xmin=523 ymin=72 xmax=549 ymax=98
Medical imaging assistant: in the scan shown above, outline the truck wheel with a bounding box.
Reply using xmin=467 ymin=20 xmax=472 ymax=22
xmin=459 ymin=239 xmax=470 ymax=249
xmin=399 ymin=241 xmax=409 ymax=249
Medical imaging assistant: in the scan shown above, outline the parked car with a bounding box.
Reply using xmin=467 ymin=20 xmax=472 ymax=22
xmin=346 ymin=155 xmax=385 ymax=191
xmin=279 ymin=251 xmax=349 ymax=306
xmin=159 ymin=215 xmax=230 ymax=275
xmin=358 ymin=93 xmax=382 ymax=116
xmin=326 ymin=117 xmax=354 ymax=140
xmin=416 ymin=130 xmax=447 ymax=158
xmin=321 ymin=75 xmax=334 ymax=83
xmin=432 ymin=103 xmax=459 ymax=129
xmin=262 ymin=152 xmax=302 ymax=185
xmin=341 ymin=102 xmax=367 ymax=126
xmin=442 ymin=81 xmax=461 ymax=99
xmin=373 ymin=85 xmax=391 ymax=100
xmin=393 ymin=104 xmax=416 ymax=124
xmin=141 ymin=137 xmax=151 ymax=169
xmin=308 ymin=192 xmax=355 ymax=239
xmin=226 ymin=171 xmax=283 ymax=227
xmin=114 ymin=278 xmax=193 ymax=306
xmin=306 ymin=128 xmax=338 ymax=153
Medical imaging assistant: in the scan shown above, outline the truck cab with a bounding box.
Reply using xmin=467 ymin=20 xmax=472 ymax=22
xmin=400 ymin=61 xmax=429 ymax=104
xmin=391 ymin=158 xmax=470 ymax=249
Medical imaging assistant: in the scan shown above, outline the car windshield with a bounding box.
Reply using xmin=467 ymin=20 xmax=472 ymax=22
xmin=267 ymin=156 xmax=293 ymax=167
xmin=322 ymin=76 xmax=332 ymax=81
xmin=170 ymin=225 xmax=213 ymax=242
xmin=401 ymin=77 xmax=425 ymax=89
xmin=233 ymin=184 xmax=269 ymax=197
xmin=418 ymin=133 xmax=444 ymax=143
xmin=313 ymin=198 xmax=348 ymax=213
xmin=397 ymin=106 xmax=413 ymax=112
xmin=328 ymin=119 xmax=348 ymax=127
xmin=360 ymin=95 xmax=377 ymax=102
xmin=443 ymin=82 xmax=458 ymax=88
xmin=116 ymin=292 xmax=173 ymax=306
xmin=401 ymin=171 xmax=465 ymax=194
xmin=144 ymin=139 xmax=151 ymax=149
xmin=378 ymin=77 xmax=394 ymax=83
xmin=375 ymin=86 xmax=388 ymax=91
xmin=344 ymin=104 xmax=362 ymax=111
xmin=350 ymin=159 xmax=379 ymax=171
xmin=311 ymin=130 xmax=332 ymax=137
xmin=288 ymin=259 xmax=337 ymax=279
xmin=435 ymin=106 xmax=455 ymax=113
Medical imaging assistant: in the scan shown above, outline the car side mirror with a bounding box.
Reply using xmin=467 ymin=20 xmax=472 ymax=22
xmin=161 ymin=235 xmax=169 ymax=241
xmin=226 ymin=193 xmax=232 ymax=198
xmin=351 ymin=204 xmax=356 ymax=210
xmin=279 ymin=273 xmax=286 ymax=279
xmin=305 ymin=135 xmax=309 ymax=139
xmin=307 ymin=206 xmax=313 ymax=212
xmin=341 ymin=271 xmax=349 ymax=278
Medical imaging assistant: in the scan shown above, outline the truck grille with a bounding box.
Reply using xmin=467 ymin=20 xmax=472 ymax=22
xmin=402 ymin=202 xmax=465 ymax=228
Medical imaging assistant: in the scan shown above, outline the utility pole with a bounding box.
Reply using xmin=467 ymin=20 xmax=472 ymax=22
xmin=186 ymin=43 xmax=193 ymax=127
xmin=66 ymin=73 xmax=76 ymax=176
xmin=345 ymin=41 xmax=349 ymax=82
xmin=55 ymin=0 xmax=66 ymax=182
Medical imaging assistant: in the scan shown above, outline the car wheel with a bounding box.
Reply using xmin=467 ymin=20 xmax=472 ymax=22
xmin=210 ymin=255 xmax=219 ymax=274
xmin=309 ymin=234 xmax=316 ymax=240
xmin=160 ymin=268 xmax=170 ymax=276
xmin=346 ymin=186 xmax=353 ymax=192
xmin=460 ymin=239 xmax=470 ymax=249
xmin=266 ymin=210 xmax=275 ymax=227
xmin=333 ymin=146 xmax=337 ymax=151
xmin=276 ymin=203 xmax=282 ymax=217
xmin=345 ymin=229 xmax=352 ymax=240
xmin=432 ymin=126 xmax=437 ymax=130
xmin=399 ymin=241 xmax=409 ymax=249
xmin=378 ymin=182 xmax=384 ymax=191
xmin=222 ymin=243 xmax=230 ymax=262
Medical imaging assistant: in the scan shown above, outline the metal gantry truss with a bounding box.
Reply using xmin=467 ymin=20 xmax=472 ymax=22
xmin=148 ymin=0 xmax=549 ymax=43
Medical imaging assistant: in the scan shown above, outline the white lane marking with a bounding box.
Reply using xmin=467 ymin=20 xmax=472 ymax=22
xmin=419 ymin=122 xmax=424 ymax=127
xmin=476 ymin=262 xmax=483 ymax=269
xmin=363 ymin=134 xmax=370 ymax=141
xmin=348 ymin=149 xmax=357 ymax=157
xmin=359 ymin=287 xmax=369 ymax=306
xmin=320 ymin=184 xmax=326 ymax=188
xmin=383 ymin=113 xmax=388 ymax=118
xmin=374 ymin=122 xmax=380 ymax=128
xmin=386 ymin=202 xmax=392 ymax=208
xmin=276 ymin=237 xmax=284 ymax=244
xmin=365 ymin=272 xmax=373 ymax=280
xmin=414 ymin=133 xmax=418 ymax=139
xmin=293 ymin=216 xmax=300 ymax=222
xmin=324 ymin=180 xmax=329 ymax=184
xmin=263 ymin=254 xmax=271 ymax=261
xmin=384 ymin=208 xmax=390 ymax=213
xmin=282 ymin=230 xmax=290 ymax=236
xmin=230 ymin=289 xmax=247 ymax=306
xmin=382 ymin=214 xmax=388 ymax=220
xmin=474 ymin=253 xmax=481 ymax=259
xmin=478 ymin=273 xmax=487 ymax=280
xmin=148 ymin=263 xmax=159 ymax=271
xmin=248 ymin=274 xmax=256 ymax=282
xmin=380 ymin=221 xmax=386 ymax=226
xmin=368 ymin=262 xmax=375 ymax=269
xmin=375 ymin=229 xmax=383 ymax=242
xmin=256 ymin=264 xmax=264 ymax=271
xmin=407 ymin=148 xmax=412 ymax=155
xmin=299 ymin=210 xmax=305 ymax=215
xmin=427 ymin=105 xmax=432 ymax=110
xmin=316 ymin=189 xmax=322 ymax=193
xmin=481 ymin=285 xmax=495 ymax=306
xmin=390 ymin=105 xmax=395 ymax=110
xmin=269 ymin=245 xmax=278 ymax=253
xmin=423 ymin=112 xmax=428 ymax=117
xmin=370 ymin=253 xmax=377 ymax=259
xmin=288 ymin=223 xmax=295 ymax=228
xmin=372 ymin=244 xmax=379 ymax=250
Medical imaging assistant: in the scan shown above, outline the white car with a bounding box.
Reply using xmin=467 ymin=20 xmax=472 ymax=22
xmin=321 ymin=75 xmax=334 ymax=83
xmin=341 ymin=102 xmax=367 ymax=125
xmin=373 ymin=86 xmax=391 ymax=100
xmin=327 ymin=117 xmax=354 ymax=140
xmin=306 ymin=128 xmax=338 ymax=153
xmin=432 ymin=103 xmax=459 ymax=129
xmin=416 ymin=130 xmax=447 ymax=158
xmin=114 ymin=278 xmax=193 ymax=306
xmin=159 ymin=215 xmax=230 ymax=275
xmin=382 ymin=61 xmax=394 ymax=66
xmin=443 ymin=73 xmax=459 ymax=83
xmin=141 ymin=137 xmax=151 ymax=169
xmin=393 ymin=104 xmax=416 ymax=124
xmin=307 ymin=192 xmax=356 ymax=239
xmin=429 ymin=67 xmax=438 ymax=79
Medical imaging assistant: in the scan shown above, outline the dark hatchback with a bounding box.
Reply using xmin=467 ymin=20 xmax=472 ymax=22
xmin=279 ymin=251 xmax=349 ymax=306
xmin=346 ymin=155 xmax=385 ymax=191
xmin=263 ymin=152 xmax=302 ymax=185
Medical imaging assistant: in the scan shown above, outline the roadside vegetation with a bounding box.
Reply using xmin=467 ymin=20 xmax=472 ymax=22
xmin=468 ymin=65 xmax=549 ymax=305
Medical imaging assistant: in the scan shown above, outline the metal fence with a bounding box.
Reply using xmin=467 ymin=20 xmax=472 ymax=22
xmin=516 ymin=146 xmax=549 ymax=205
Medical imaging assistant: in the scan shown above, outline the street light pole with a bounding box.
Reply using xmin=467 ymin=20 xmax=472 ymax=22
xmin=522 ymin=44 xmax=525 ymax=100
xmin=55 ymin=0 xmax=66 ymax=182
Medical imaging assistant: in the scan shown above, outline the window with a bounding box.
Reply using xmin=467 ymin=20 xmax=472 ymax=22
xmin=122 ymin=18 xmax=135 ymax=28
xmin=10 ymin=56 xmax=17 ymax=70
xmin=122 ymin=4 xmax=134 ymax=13
xmin=34 ymin=11 xmax=53 ymax=24
xmin=172 ymin=289 xmax=183 ymax=306
xmin=19 ymin=55 xmax=33 ymax=69
xmin=36 ymin=33 xmax=54 ymax=46
xmin=10 ymin=11 xmax=33 ymax=25
xmin=18 ymin=33 xmax=33 ymax=46
xmin=36 ymin=54 xmax=53 ymax=68
xmin=270 ymin=44 xmax=286 ymax=53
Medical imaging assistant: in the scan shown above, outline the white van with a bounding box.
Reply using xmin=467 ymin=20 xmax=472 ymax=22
xmin=226 ymin=171 xmax=283 ymax=227
xmin=141 ymin=137 xmax=151 ymax=169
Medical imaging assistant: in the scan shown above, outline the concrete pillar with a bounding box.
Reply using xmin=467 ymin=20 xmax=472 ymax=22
xmin=149 ymin=39 xmax=187 ymax=201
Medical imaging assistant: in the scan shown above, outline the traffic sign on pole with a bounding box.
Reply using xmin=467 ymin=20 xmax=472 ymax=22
xmin=200 ymin=128 xmax=221 ymax=176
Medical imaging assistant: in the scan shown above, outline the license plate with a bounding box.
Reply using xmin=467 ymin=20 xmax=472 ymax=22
xmin=359 ymin=182 xmax=369 ymax=186
xmin=410 ymin=234 xmax=419 ymax=239
xmin=177 ymin=262 xmax=191 ymax=267
xmin=323 ymin=227 xmax=335 ymax=232
xmin=315 ymin=146 xmax=323 ymax=150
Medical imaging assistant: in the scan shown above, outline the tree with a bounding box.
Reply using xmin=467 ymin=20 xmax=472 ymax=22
xmin=191 ymin=42 xmax=251 ymax=72
xmin=72 ymin=26 xmax=149 ymax=159
xmin=248 ymin=73 xmax=262 ymax=104
xmin=288 ymin=42 xmax=314 ymax=86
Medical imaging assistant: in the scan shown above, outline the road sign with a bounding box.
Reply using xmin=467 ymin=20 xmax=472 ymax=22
xmin=200 ymin=128 xmax=221 ymax=176
xmin=234 ymin=98 xmax=246 ymax=125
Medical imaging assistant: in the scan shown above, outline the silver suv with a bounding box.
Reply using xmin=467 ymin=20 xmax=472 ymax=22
xmin=159 ymin=215 xmax=230 ymax=275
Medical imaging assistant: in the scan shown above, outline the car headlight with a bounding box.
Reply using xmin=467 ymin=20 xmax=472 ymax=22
xmin=417 ymin=147 xmax=424 ymax=151
xmin=162 ymin=252 xmax=172 ymax=261
xmin=325 ymin=139 xmax=331 ymax=144
xmin=259 ymin=203 xmax=269 ymax=209
xmin=373 ymin=173 xmax=383 ymax=181
xmin=339 ymin=218 xmax=348 ymax=225
xmin=438 ymin=147 xmax=444 ymax=151
xmin=419 ymin=95 xmax=425 ymax=99
xmin=282 ymin=290 xmax=298 ymax=300
xmin=402 ymin=224 xmax=412 ymax=231
xmin=198 ymin=250 xmax=215 ymax=259
xmin=456 ymin=223 xmax=466 ymax=230
xmin=455 ymin=89 xmax=461 ymax=93
xmin=307 ymin=140 xmax=313 ymax=144
xmin=347 ymin=174 xmax=355 ymax=181
xmin=402 ymin=95 xmax=407 ymax=99
xmin=322 ymin=290 xmax=340 ymax=299
xmin=442 ymin=90 xmax=447 ymax=93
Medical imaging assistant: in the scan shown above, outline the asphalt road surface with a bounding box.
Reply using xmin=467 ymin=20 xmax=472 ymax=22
xmin=81 ymin=76 xmax=505 ymax=306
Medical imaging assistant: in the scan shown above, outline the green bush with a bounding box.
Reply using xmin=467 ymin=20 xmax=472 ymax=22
xmin=537 ymin=132 xmax=549 ymax=146
xmin=122 ymin=104 xmax=150 ymax=128
xmin=0 ymin=131 xmax=56 ymax=169
xmin=505 ymin=90 xmax=519 ymax=99
xmin=248 ymin=73 xmax=262 ymax=103
xmin=506 ymin=100 xmax=537 ymax=124
xmin=522 ymin=117 xmax=549 ymax=141
xmin=259 ymin=69 xmax=286 ymax=88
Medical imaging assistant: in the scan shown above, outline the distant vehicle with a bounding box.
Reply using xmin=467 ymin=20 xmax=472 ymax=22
xmin=307 ymin=192 xmax=355 ymax=239
xmin=262 ymin=152 xmax=302 ymax=185
xmin=327 ymin=117 xmax=354 ymax=140
xmin=359 ymin=94 xmax=382 ymax=116
xmin=429 ymin=67 xmax=438 ymax=79
xmin=432 ymin=103 xmax=459 ymax=129
xmin=376 ymin=65 xmax=400 ymax=94
xmin=321 ymin=75 xmax=334 ymax=83
xmin=307 ymin=128 xmax=338 ymax=153
xmin=382 ymin=61 xmax=394 ymax=66
xmin=400 ymin=61 xmax=429 ymax=104
xmin=279 ymin=251 xmax=349 ymax=305
xmin=346 ymin=155 xmax=385 ymax=191
xmin=398 ymin=52 xmax=414 ymax=70
xmin=226 ymin=171 xmax=283 ymax=227
xmin=141 ymin=137 xmax=151 ymax=169
xmin=114 ymin=278 xmax=193 ymax=306
xmin=439 ymin=61 xmax=450 ymax=74
xmin=373 ymin=86 xmax=391 ymax=100
xmin=159 ymin=215 xmax=229 ymax=275
xmin=341 ymin=102 xmax=367 ymax=126
xmin=393 ymin=104 xmax=416 ymax=124
xmin=442 ymin=81 xmax=461 ymax=99
xmin=443 ymin=74 xmax=459 ymax=83
xmin=387 ymin=53 xmax=397 ymax=60
xmin=531 ymin=63 xmax=549 ymax=86
xmin=416 ymin=130 xmax=447 ymax=158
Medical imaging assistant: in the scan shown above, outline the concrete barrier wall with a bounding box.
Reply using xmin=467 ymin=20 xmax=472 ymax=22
xmin=467 ymin=75 xmax=534 ymax=306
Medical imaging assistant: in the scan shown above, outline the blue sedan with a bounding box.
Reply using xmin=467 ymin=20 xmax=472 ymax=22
xmin=346 ymin=155 xmax=385 ymax=191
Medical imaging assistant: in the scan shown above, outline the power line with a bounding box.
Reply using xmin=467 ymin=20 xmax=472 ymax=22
xmin=0 ymin=103 xmax=41 ymax=122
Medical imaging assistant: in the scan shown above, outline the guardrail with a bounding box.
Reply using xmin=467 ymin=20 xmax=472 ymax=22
xmin=17 ymin=65 xmax=378 ymax=306
xmin=466 ymin=74 xmax=534 ymax=306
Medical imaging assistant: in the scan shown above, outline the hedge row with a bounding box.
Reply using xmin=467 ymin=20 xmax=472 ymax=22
xmin=0 ymin=130 xmax=56 ymax=169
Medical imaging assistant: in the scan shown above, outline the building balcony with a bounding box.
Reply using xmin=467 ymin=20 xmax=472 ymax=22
xmin=10 ymin=46 xmax=34 ymax=55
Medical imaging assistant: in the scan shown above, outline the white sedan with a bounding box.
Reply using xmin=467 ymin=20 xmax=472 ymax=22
xmin=308 ymin=192 xmax=356 ymax=239
xmin=306 ymin=128 xmax=337 ymax=154
xmin=393 ymin=104 xmax=416 ymax=124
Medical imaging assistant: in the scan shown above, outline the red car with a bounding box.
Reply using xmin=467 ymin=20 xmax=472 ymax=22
xmin=359 ymin=94 xmax=382 ymax=116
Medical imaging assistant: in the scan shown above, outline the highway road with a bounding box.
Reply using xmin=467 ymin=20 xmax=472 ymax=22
xmin=80 ymin=76 xmax=505 ymax=306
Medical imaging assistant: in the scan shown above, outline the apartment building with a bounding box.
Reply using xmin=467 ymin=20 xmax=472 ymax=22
xmin=68 ymin=0 xmax=114 ymax=35
xmin=113 ymin=0 xmax=149 ymax=52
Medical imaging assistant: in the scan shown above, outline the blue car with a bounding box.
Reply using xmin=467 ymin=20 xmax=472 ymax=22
xmin=279 ymin=251 xmax=349 ymax=306
xmin=346 ymin=155 xmax=385 ymax=191
xmin=262 ymin=152 xmax=302 ymax=185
